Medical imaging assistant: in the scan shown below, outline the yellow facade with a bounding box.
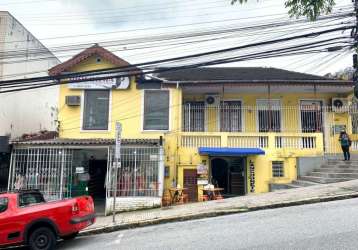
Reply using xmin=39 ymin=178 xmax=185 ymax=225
xmin=57 ymin=52 xmax=353 ymax=200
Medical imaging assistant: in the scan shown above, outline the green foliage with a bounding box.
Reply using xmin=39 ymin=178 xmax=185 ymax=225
xmin=231 ymin=0 xmax=336 ymax=21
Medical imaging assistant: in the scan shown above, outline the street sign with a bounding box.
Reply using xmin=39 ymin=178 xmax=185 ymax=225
xmin=113 ymin=121 xmax=122 ymax=223
xmin=115 ymin=122 xmax=122 ymax=160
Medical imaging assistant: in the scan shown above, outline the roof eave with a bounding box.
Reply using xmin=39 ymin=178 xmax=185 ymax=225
xmin=160 ymin=79 xmax=353 ymax=85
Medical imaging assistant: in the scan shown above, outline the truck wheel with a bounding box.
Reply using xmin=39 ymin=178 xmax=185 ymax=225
xmin=61 ymin=232 xmax=79 ymax=240
xmin=28 ymin=227 xmax=56 ymax=250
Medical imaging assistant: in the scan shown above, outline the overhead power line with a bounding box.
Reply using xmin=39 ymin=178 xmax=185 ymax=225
xmin=0 ymin=25 xmax=353 ymax=94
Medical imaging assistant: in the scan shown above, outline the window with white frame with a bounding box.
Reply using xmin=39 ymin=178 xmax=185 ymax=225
xmin=83 ymin=90 xmax=110 ymax=130
xmin=257 ymin=100 xmax=281 ymax=132
xmin=220 ymin=100 xmax=242 ymax=132
xmin=183 ymin=101 xmax=205 ymax=132
xmin=143 ymin=90 xmax=169 ymax=130
xmin=300 ymin=101 xmax=323 ymax=133
xmin=272 ymin=161 xmax=284 ymax=177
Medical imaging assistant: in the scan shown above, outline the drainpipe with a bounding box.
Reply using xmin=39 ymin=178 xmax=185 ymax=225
xmin=158 ymin=136 xmax=165 ymax=197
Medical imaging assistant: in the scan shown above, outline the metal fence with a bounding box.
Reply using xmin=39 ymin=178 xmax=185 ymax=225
xmin=107 ymin=146 xmax=161 ymax=198
xmin=182 ymin=104 xmax=349 ymax=133
xmin=8 ymin=148 xmax=73 ymax=200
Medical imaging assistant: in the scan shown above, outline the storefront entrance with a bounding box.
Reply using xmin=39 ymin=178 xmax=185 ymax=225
xmin=211 ymin=157 xmax=246 ymax=197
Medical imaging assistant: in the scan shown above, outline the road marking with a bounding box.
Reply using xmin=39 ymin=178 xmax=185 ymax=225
xmin=114 ymin=233 xmax=124 ymax=245
xmin=106 ymin=233 xmax=124 ymax=247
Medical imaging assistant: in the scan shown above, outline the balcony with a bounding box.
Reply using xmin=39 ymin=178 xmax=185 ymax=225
xmin=179 ymin=104 xmax=326 ymax=155
xmin=182 ymin=104 xmax=324 ymax=133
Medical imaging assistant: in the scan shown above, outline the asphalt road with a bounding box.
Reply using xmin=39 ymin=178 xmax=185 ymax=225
xmin=56 ymin=198 xmax=358 ymax=250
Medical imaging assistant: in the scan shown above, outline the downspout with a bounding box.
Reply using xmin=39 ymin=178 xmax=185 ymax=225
xmin=268 ymin=83 xmax=272 ymax=132
xmin=176 ymin=81 xmax=180 ymax=187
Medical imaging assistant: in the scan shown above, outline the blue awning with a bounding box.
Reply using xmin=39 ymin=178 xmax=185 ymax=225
xmin=198 ymin=147 xmax=265 ymax=156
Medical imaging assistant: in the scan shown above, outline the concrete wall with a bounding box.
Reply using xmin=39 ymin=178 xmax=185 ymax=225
xmin=0 ymin=12 xmax=60 ymax=138
xmin=105 ymin=197 xmax=161 ymax=214
xmin=297 ymin=156 xmax=324 ymax=177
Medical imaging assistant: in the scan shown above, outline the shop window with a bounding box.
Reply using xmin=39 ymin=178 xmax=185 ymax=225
xmin=143 ymin=90 xmax=169 ymax=130
xmin=114 ymin=147 xmax=160 ymax=197
xmin=83 ymin=90 xmax=110 ymax=130
xmin=272 ymin=161 xmax=284 ymax=177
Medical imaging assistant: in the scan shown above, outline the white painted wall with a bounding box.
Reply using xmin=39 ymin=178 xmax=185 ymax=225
xmin=0 ymin=11 xmax=60 ymax=138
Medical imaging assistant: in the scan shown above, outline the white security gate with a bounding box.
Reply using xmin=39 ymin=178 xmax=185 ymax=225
xmin=106 ymin=146 xmax=164 ymax=213
xmin=8 ymin=148 xmax=74 ymax=200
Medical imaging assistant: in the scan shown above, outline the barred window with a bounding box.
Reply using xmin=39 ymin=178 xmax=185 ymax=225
xmin=183 ymin=101 xmax=205 ymax=132
xmin=110 ymin=147 xmax=160 ymax=197
xmin=143 ymin=90 xmax=169 ymax=130
xmin=272 ymin=161 xmax=284 ymax=177
xmin=220 ymin=101 xmax=242 ymax=132
xmin=257 ymin=100 xmax=281 ymax=132
xmin=83 ymin=90 xmax=110 ymax=130
xmin=300 ymin=101 xmax=323 ymax=133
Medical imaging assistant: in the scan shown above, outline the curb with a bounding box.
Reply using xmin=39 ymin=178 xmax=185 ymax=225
xmin=79 ymin=192 xmax=358 ymax=237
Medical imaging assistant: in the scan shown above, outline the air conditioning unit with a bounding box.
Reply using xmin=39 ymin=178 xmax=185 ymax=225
xmin=65 ymin=95 xmax=81 ymax=106
xmin=205 ymin=95 xmax=220 ymax=106
xmin=332 ymin=97 xmax=348 ymax=113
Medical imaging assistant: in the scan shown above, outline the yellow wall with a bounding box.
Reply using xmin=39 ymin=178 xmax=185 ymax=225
xmin=57 ymin=54 xmax=352 ymax=199
xmin=58 ymin=55 xmax=182 ymax=140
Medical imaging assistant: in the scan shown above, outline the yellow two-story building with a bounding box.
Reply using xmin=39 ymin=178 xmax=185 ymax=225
xmin=9 ymin=45 xmax=355 ymax=213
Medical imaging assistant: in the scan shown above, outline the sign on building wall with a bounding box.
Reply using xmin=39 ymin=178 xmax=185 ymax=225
xmin=197 ymin=164 xmax=209 ymax=185
xmin=68 ymin=75 xmax=130 ymax=89
xmin=197 ymin=164 xmax=208 ymax=175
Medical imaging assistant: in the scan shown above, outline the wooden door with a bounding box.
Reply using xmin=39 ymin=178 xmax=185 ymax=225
xmin=183 ymin=169 xmax=198 ymax=202
xmin=230 ymin=172 xmax=245 ymax=195
xmin=230 ymin=158 xmax=246 ymax=195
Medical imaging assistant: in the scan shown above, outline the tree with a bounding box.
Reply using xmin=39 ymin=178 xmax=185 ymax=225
xmin=231 ymin=0 xmax=336 ymax=21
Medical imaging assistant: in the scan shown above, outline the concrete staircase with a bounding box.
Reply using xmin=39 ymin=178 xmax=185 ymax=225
xmin=299 ymin=160 xmax=358 ymax=184
xmin=271 ymin=160 xmax=358 ymax=191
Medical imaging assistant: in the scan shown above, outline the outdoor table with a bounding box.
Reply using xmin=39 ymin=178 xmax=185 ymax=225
xmin=203 ymin=187 xmax=224 ymax=200
xmin=168 ymin=187 xmax=187 ymax=205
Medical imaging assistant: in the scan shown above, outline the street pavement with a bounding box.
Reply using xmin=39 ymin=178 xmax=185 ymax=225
xmin=57 ymin=198 xmax=358 ymax=250
xmin=83 ymin=179 xmax=358 ymax=235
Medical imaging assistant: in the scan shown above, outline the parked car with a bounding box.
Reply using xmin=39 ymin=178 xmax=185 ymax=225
xmin=0 ymin=190 xmax=95 ymax=250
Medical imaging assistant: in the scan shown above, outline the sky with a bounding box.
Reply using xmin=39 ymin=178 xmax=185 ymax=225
xmin=1 ymin=0 xmax=355 ymax=76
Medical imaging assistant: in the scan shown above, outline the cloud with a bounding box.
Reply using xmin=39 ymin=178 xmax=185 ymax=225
xmin=58 ymin=0 xmax=179 ymax=28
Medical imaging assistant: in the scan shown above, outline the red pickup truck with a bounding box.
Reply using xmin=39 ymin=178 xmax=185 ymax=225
xmin=0 ymin=190 xmax=95 ymax=250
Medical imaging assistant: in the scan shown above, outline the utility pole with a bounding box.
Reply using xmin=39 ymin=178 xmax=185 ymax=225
xmin=112 ymin=121 xmax=122 ymax=223
xmin=353 ymin=0 xmax=358 ymax=98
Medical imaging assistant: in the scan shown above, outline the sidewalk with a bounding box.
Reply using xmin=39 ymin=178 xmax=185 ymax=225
xmin=81 ymin=179 xmax=358 ymax=236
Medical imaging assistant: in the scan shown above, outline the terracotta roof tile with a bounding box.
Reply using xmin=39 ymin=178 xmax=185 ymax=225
xmin=49 ymin=44 xmax=140 ymax=76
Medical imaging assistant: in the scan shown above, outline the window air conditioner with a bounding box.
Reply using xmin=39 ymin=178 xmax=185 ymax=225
xmin=205 ymin=95 xmax=220 ymax=106
xmin=331 ymin=98 xmax=348 ymax=113
xmin=65 ymin=95 xmax=81 ymax=106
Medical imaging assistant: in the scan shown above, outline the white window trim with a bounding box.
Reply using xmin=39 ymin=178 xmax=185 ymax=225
xmin=141 ymin=89 xmax=171 ymax=132
xmin=256 ymin=99 xmax=283 ymax=132
xmin=272 ymin=161 xmax=285 ymax=178
xmin=80 ymin=89 xmax=112 ymax=133
xmin=298 ymin=99 xmax=325 ymax=133
xmin=220 ymin=99 xmax=244 ymax=133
